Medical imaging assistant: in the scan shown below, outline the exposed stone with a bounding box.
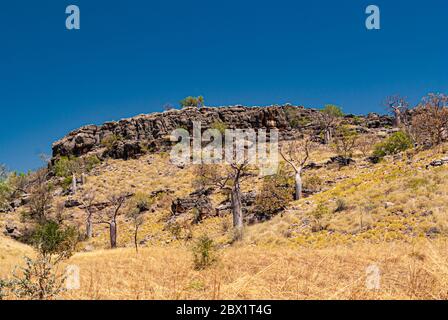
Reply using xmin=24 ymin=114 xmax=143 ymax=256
xmin=64 ymin=198 xmax=82 ymax=208
xmin=52 ymin=105 xmax=393 ymax=162
xmin=427 ymin=157 xmax=448 ymax=168
xmin=327 ymin=156 xmax=355 ymax=166
xmin=170 ymin=188 xmax=215 ymax=223
xmin=4 ymin=221 xmax=22 ymax=240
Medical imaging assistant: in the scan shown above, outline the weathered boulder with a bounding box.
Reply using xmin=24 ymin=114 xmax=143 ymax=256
xmin=170 ymin=188 xmax=215 ymax=223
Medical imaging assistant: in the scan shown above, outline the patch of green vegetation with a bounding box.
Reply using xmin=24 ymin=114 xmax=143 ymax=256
xmin=180 ymin=96 xmax=204 ymax=108
xmin=101 ymin=134 xmax=122 ymax=150
xmin=373 ymin=131 xmax=413 ymax=159
xmin=192 ymin=235 xmax=217 ymax=270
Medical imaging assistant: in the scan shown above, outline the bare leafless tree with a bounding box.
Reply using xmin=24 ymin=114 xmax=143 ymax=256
xmin=384 ymin=95 xmax=409 ymax=128
xmin=333 ymin=125 xmax=359 ymax=162
xmin=279 ymin=138 xmax=313 ymax=201
xmin=126 ymin=193 xmax=156 ymax=253
xmin=95 ymin=193 xmax=127 ymax=248
xmin=411 ymin=93 xmax=448 ymax=147
xmin=196 ymin=161 xmax=251 ymax=241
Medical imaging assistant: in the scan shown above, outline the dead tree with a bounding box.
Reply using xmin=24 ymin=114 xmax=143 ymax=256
xmin=384 ymin=95 xmax=409 ymax=128
xmin=279 ymin=138 xmax=313 ymax=201
xmin=126 ymin=193 xmax=155 ymax=253
xmin=96 ymin=193 xmax=127 ymax=248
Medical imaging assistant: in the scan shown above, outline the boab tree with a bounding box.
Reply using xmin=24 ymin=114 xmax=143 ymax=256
xmin=195 ymin=161 xmax=251 ymax=241
xmin=384 ymin=95 xmax=409 ymax=128
xmin=279 ymin=138 xmax=314 ymax=201
xmin=318 ymin=104 xmax=344 ymax=144
xmin=411 ymin=93 xmax=448 ymax=147
xmin=96 ymin=193 xmax=127 ymax=248
xmin=80 ymin=189 xmax=96 ymax=239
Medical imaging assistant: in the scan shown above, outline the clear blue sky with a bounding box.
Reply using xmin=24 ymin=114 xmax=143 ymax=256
xmin=0 ymin=0 xmax=447 ymax=172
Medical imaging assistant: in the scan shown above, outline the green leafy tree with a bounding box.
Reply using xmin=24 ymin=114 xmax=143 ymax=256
xmin=192 ymin=235 xmax=217 ymax=270
xmin=318 ymin=104 xmax=344 ymax=144
xmin=373 ymin=131 xmax=413 ymax=159
xmin=180 ymin=96 xmax=204 ymax=108
xmin=6 ymin=220 xmax=78 ymax=300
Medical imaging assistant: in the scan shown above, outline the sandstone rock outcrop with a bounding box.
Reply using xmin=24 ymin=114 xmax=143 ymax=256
xmin=52 ymin=105 xmax=393 ymax=161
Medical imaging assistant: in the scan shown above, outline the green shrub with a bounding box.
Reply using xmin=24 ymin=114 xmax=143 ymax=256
xmin=54 ymin=156 xmax=82 ymax=178
xmin=254 ymin=172 xmax=292 ymax=216
xmin=192 ymin=235 xmax=216 ymax=270
xmin=101 ymin=134 xmax=122 ymax=150
xmin=180 ymin=96 xmax=204 ymax=108
xmin=373 ymin=131 xmax=413 ymax=158
xmin=303 ymin=175 xmax=323 ymax=192
xmin=210 ymin=120 xmax=227 ymax=134
xmin=311 ymin=203 xmax=330 ymax=220
xmin=335 ymin=198 xmax=348 ymax=212
xmin=84 ymin=155 xmax=100 ymax=172
xmin=32 ymin=220 xmax=78 ymax=259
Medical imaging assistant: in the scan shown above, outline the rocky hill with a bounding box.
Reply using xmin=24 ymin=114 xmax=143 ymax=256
xmin=51 ymin=105 xmax=393 ymax=161
xmin=3 ymin=104 xmax=448 ymax=300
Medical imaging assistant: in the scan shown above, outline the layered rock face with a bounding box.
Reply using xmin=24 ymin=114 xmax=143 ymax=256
xmin=51 ymin=105 xmax=393 ymax=161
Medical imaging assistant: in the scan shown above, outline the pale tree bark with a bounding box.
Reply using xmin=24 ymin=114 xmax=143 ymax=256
xmin=72 ymin=173 xmax=77 ymax=194
xmin=86 ymin=212 xmax=93 ymax=239
xmin=81 ymin=190 xmax=96 ymax=239
xmin=230 ymin=181 xmax=243 ymax=239
xmin=280 ymin=139 xmax=311 ymax=201
xmin=110 ymin=221 xmax=117 ymax=248
xmin=294 ymin=169 xmax=303 ymax=201
xmin=96 ymin=193 xmax=126 ymax=249
xmin=134 ymin=224 xmax=140 ymax=253
xmin=324 ymin=129 xmax=331 ymax=145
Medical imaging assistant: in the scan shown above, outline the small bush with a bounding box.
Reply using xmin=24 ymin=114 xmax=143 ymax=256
xmin=303 ymin=175 xmax=323 ymax=193
xmin=180 ymin=96 xmax=204 ymax=108
xmin=101 ymin=134 xmax=122 ymax=150
xmin=335 ymin=198 xmax=348 ymax=212
xmin=32 ymin=220 xmax=78 ymax=259
xmin=84 ymin=155 xmax=100 ymax=172
xmin=373 ymin=131 xmax=413 ymax=158
xmin=54 ymin=156 xmax=82 ymax=178
xmin=311 ymin=203 xmax=330 ymax=221
xmin=210 ymin=120 xmax=227 ymax=134
xmin=192 ymin=235 xmax=216 ymax=270
xmin=254 ymin=172 xmax=292 ymax=217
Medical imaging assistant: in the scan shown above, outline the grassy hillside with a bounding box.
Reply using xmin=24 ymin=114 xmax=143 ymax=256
xmin=3 ymin=128 xmax=448 ymax=300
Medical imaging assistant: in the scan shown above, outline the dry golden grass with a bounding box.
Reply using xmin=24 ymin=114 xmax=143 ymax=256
xmin=0 ymin=235 xmax=33 ymax=277
xmin=56 ymin=239 xmax=448 ymax=300
xmin=3 ymin=140 xmax=448 ymax=300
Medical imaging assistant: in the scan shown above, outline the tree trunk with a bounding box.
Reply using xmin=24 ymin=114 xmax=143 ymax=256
xmin=324 ymin=129 xmax=331 ymax=144
xmin=230 ymin=182 xmax=243 ymax=240
xmin=110 ymin=221 xmax=117 ymax=248
xmin=134 ymin=226 xmax=139 ymax=253
xmin=86 ymin=212 xmax=93 ymax=239
xmin=72 ymin=173 xmax=77 ymax=194
xmin=294 ymin=170 xmax=303 ymax=201
xmin=394 ymin=110 xmax=402 ymax=127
